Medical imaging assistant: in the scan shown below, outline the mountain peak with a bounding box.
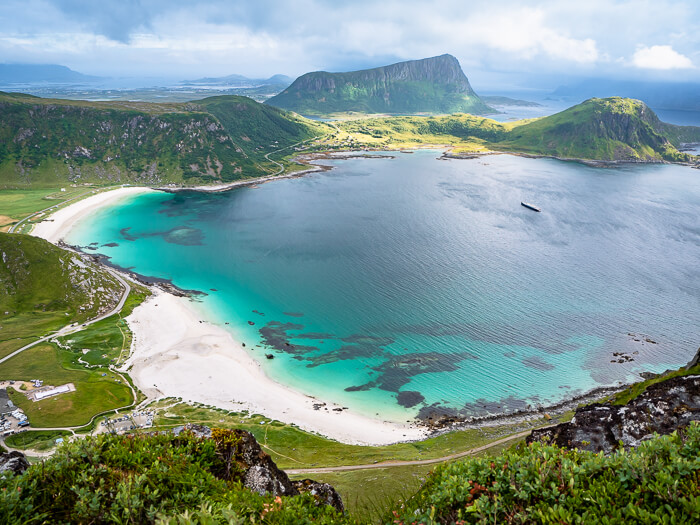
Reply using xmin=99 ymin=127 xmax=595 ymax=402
xmin=266 ymin=55 xmax=492 ymax=116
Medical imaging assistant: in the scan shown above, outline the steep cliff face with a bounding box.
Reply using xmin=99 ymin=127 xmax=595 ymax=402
xmin=266 ymin=54 xmax=493 ymax=115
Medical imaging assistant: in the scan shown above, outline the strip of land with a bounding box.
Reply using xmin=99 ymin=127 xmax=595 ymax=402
xmin=284 ymin=429 xmax=535 ymax=474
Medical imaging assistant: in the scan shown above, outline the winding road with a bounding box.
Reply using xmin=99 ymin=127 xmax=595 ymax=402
xmin=0 ymin=268 xmax=131 ymax=366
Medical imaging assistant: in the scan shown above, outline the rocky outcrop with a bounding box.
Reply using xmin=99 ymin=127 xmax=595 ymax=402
xmin=0 ymin=451 xmax=30 ymax=475
xmin=527 ymin=374 xmax=700 ymax=453
xmin=292 ymin=479 xmax=345 ymax=513
xmin=178 ymin=425 xmax=344 ymax=513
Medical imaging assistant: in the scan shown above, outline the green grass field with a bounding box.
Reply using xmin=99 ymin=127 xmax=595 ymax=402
xmin=148 ymin=399 xmax=553 ymax=471
xmin=1 ymin=343 xmax=133 ymax=427
xmin=0 ymin=187 xmax=82 ymax=231
xmin=293 ymin=440 xmax=519 ymax=520
xmin=5 ymin=429 xmax=71 ymax=451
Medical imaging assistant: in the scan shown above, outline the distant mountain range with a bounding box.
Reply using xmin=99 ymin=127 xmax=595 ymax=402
xmin=0 ymin=64 xmax=101 ymax=84
xmin=183 ymin=74 xmax=293 ymax=87
xmin=553 ymin=79 xmax=700 ymax=112
xmin=266 ymin=54 xmax=493 ymax=116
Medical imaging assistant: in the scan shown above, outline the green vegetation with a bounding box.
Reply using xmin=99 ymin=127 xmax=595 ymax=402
xmin=199 ymin=95 xmax=324 ymax=167
xmin=0 ymin=430 xmax=345 ymax=524
xmin=149 ymin=399 xmax=550 ymax=471
xmin=55 ymin=283 xmax=150 ymax=367
xmin=607 ymin=363 xmax=700 ymax=406
xmin=5 ymin=429 xmax=71 ymax=451
xmin=293 ymin=440 xmax=517 ymax=519
xmin=2 ymin=343 xmax=132 ymax=427
xmin=392 ymin=423 xmax=700 ymax=524
xmin=0 ymin=232 xmax=121 ymax=359
xmin=326 ymin=97 xmax=700 ymax=163
xmin=499 ymin=97 xmax=700 ymax=162
xmin=327 ymin=113 xmax=508 ymax=152
xmin=0 ymin=91 xmax=321 ymax=187
xmin=0 ymin=232 xmax=151 ymax=427
xmin=0 ymin=187 xmax=85 ymax=231
xmin=267 ymin=54 xmax=493 ymax=116
xmin=1 ymin=94 xmax=698 ymax=190
xmin=2 ymin=421 xmax=699 ymax=523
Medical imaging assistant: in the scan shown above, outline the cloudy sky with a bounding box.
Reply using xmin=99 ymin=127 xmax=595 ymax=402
xmin=1 ymin=0 xmax=699 ymax=88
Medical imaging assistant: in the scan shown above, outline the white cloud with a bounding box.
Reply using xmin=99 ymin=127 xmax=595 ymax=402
xmin=631 ymin=45 xmax=694 ymax=70
xmin=461 ymin=9 xmax=599 ymax=64
xmin=2 ymin=1 xmax=700 ymax=81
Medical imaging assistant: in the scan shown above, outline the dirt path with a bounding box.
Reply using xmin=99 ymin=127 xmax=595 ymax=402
xmin=285 ymin=429 xmax=535 ymax=474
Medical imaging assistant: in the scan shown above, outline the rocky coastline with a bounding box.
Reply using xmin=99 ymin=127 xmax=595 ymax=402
xmin=528 ymin=348 xmax=700 ymax=453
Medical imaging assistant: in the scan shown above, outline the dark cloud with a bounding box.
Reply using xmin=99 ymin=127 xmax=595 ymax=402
xmin=53 ymin=0 xmax=152 ymax=43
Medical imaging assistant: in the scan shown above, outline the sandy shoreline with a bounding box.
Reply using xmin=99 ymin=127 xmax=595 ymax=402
xmin=125 ymin=289 xmax=427 ymax=444
xmin=32 ymin=186 xmax=156 ymax=243
xmin=31 ymin=185 xmax=427 ymax=445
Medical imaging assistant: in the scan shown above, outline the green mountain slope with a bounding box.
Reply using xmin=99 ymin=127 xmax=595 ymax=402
xmin=0 ymin=92 xmax=321 ymax=187
xmin=0 ymin=232 xmax=121 ymax=358
xmin=498 ymin=97 xmax=700 ymax=162
xmin=266 ymin=54 xmax=493 ymax=116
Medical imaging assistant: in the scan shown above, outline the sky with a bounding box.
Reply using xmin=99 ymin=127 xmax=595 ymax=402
xmin=1 ymin=0 xmax=699 ymax=89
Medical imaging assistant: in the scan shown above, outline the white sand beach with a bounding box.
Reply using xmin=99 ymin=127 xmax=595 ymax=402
xmin=32 ymin=185 xmax=427 ymax=445
xmin=125 ymin=290 xmax=427 ymax=445
xmin=32 ymin=186 xmax=156 ymax=243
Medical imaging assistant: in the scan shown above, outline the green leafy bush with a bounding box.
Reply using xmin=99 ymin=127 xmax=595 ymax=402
xmin=3 ymin=424 xmax=700 ymax=523
xmin=392 ymin=423 xmax=700 ymax=524
xmin=0 ymin=430 xmax=346 ymax=524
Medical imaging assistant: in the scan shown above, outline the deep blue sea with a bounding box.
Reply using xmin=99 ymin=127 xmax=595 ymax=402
xmin=67 ymin=151 xmax=700 ymax=422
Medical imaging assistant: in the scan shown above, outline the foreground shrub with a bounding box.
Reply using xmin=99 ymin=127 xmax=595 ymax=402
xmin=391 ymin=423 xmax=700 ymax=524
xmin=0 ymin=430 xmax=346 ymax=524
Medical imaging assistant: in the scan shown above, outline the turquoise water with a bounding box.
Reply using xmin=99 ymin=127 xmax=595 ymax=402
xmin=67 ymin=151 xmax=700 ymax=422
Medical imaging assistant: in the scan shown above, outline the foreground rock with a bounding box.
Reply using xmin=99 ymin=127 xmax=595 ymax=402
xmin=179 ymin=424 xmax=344 ymax=513
xmin=0 ymin=451 xmax=30 ymax=475
xmin=528 ymin=374 xmax=700 ymax=453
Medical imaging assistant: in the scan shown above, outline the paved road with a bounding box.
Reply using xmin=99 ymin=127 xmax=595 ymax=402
xmin=264 ymin=135 xmax=324 ymax=176
xmin=0 ymin=268 xmax=131 ymax=366
xmin=285 ymin=430 xmax=535 ymax=475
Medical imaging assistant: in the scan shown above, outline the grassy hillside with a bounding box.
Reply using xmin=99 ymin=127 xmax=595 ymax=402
xmin=0 ymin=92 xmax=322 ymax=187
xmin=0 ymin=233 xmax=121 ymax=358
xmin=329 ymin=97 xmax=700 ymax=163
xmin=0 ymin=430 xmax=345 ymax=524
xmin=325 ymin=113 xmax=508 ymax=153
xmin=499 ymin=97 xmax=700 ymax=162
xmin=1 ymin=94 xmax=697 ymax=189
xmin=267 ymin=54 xmax=493 ymax=116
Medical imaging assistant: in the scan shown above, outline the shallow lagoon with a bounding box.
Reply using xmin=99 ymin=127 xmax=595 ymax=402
xmin=68 ymin=151 xmax=700 ymax=422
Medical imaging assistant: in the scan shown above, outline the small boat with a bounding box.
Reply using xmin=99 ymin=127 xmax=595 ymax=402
xmin=521 ymin=202 xmax=541 ymax=212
